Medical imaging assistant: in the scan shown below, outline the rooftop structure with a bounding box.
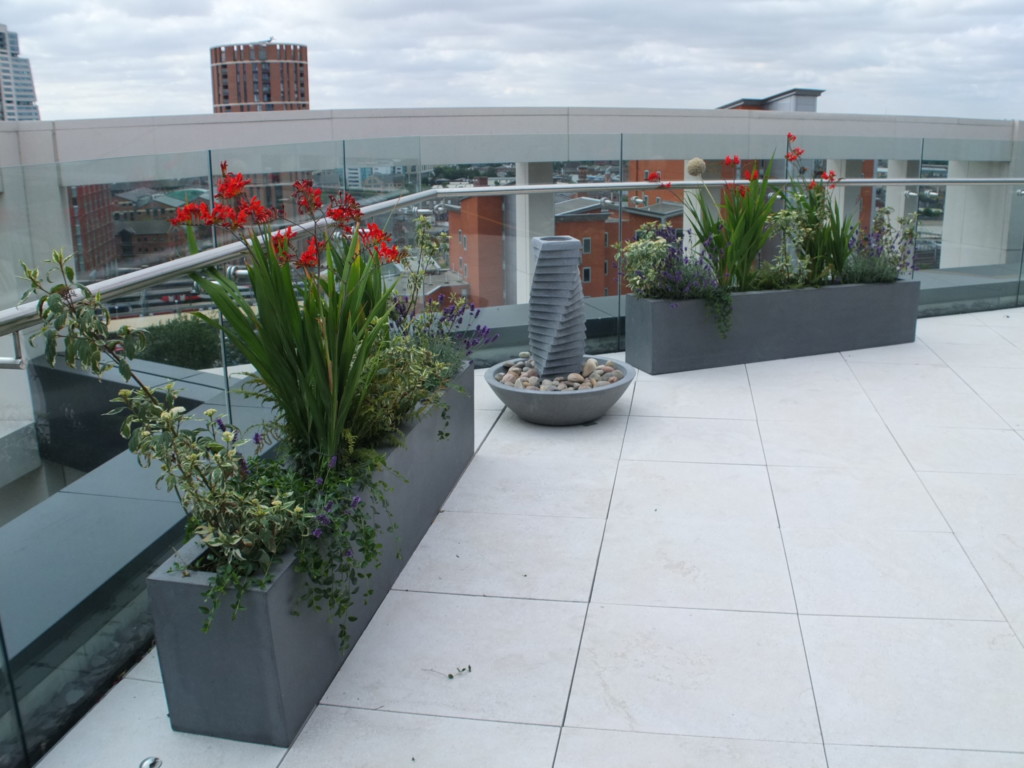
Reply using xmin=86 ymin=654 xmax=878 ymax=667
xmin=719 ymin=86 xmax=825 ymax=112
xmin=0 ymin=23 xmax=39 ymax=121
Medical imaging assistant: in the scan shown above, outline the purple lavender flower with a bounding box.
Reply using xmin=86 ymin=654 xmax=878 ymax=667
xmin=312 ymin=527 xmax=323 ymax=539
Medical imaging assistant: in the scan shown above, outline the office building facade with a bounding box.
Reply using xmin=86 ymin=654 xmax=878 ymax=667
xmin=0 ymin=23 xmax=39 ymax=121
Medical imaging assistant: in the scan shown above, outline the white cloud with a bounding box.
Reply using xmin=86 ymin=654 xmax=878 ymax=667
xmin=2 ymin=0 xmax=1022 ymax=120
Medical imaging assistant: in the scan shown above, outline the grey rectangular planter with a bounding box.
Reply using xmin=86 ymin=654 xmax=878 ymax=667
xmin=147 ymin=364 xmax=474 ymax=746
xmin=625 ymin=281 xmax=920 ymax=374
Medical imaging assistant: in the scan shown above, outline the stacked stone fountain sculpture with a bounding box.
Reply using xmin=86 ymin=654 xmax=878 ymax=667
xmin=486 ymin=236 xmax=636 ymax=426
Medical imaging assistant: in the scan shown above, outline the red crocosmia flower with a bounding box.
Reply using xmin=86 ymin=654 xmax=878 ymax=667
xmin=821 ymin=169 xmax=839 ymax=189
xmin=787 ymin=132 xmax=797 ymax=143
xmin=326 ymin=192 xmax=362 ymax=229
xmin=293 ymin=179 xmax=324 ymax=215
xmin=743 ymin=168 xmax=760 ymax=181
xmin=648 ymin=170 xmax=662 ymax=181
xmin=270 ymin=226 xmax=295 ymax=263
xmin=360 ymin=222 xmax=388 ymax=246
xmin=170 ymin=201 xmax=211 ymax=226
xmin=360 ymin=222 xmax=401 ymax=263
xmin=296 ymin=239 xmax=322 ymax=269
xmin=808 ymin=180 xmax=818 ymax=190
xmin=216 ymin=172 xmax=251 ymax=201
xmin=239 ymin=197 xmax=274 ymax=226
xmin=723 ymin=155 xmax=741 ymax=167
xmin=210 ymin=202 xmax=239 ymax=228
xmin=785 ymin=146 xmax=805 ymax=163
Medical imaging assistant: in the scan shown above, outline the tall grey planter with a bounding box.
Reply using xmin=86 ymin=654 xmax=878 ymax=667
xmin=625 ymin=281 xmax=920 ymax=374
xmin=147 ymin=364 xmax=474 ymax=746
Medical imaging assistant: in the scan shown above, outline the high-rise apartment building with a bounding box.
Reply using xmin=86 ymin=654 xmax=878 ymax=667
xmin=0 ymin=23 xmax=40 ymax=121
xmin=210 ymin=39 xmax=309 ymax=113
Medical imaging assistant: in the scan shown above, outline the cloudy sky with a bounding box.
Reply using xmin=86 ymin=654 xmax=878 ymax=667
xmin=4 ymin=0 xmax=1023 ymax=122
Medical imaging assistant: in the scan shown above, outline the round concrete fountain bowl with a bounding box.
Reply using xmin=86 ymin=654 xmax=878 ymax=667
xmin=485 ymin=356 xmax=637 ymax=426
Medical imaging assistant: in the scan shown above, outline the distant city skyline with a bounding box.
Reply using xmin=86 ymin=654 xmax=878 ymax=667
xmin=3 ymin=0 xmax=1023 ymax=122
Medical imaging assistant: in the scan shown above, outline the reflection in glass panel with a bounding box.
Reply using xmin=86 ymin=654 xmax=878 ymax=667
xmin=0 ymin=620 xmax=29 ymax=768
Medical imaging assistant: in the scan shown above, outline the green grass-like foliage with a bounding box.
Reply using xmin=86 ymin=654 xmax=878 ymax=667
xmin=686 ymin=160 xmax=778 ymax=292
xmin=193 ymin=233 xmax=394 ymax=474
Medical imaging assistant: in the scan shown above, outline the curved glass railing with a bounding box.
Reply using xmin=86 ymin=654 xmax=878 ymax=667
xmin=0 ymin=130 xmax=1022 ymax=766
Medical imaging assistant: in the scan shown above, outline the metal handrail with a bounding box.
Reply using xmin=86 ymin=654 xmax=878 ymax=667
xmin=2 ymin=175 xmax=1024 ymax=348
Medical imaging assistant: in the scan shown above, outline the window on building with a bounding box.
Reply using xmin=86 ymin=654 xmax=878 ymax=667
xmin=604 ymin=260 xmax=609 ymax=275
xmin=582 ymin=237 xmax=592 ymax=254
xmin=582 ymin=266 xmax=592 ymax=283
xmin=604 ymin=232 xmax=610 ymax=247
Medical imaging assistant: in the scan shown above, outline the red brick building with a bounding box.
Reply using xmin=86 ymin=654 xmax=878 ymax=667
xmin=446 ymin=159 xmax=695 ymax=303
xmin=211 ymin=41 xmax=309 ymax=113
xmin=447 ymin=196 xmax=506 ymax=307
xmin=66 ymin=185 xmax=119 ymax=278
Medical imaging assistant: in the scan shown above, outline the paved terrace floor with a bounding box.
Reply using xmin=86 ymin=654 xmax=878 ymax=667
xmin=37 ymin=308 xmax=1024 ymax=768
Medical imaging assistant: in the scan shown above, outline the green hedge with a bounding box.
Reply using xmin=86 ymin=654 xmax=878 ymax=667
xmin=134 ymin=314 xmax=247 ymax=370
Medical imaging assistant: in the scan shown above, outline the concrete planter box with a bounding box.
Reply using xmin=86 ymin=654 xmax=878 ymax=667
xmin=625 ymin=281 xmax=920 ymax=374
xmin=146 ymin=365 xmax=474 ymax=746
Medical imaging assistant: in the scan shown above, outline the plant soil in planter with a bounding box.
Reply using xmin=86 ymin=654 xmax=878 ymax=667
xmin=625 ymin=281 xmax=920 ymax=375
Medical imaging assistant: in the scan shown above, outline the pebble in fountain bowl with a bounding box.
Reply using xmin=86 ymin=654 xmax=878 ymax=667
xmin=486 ymin=353 xmax=637 ymax=426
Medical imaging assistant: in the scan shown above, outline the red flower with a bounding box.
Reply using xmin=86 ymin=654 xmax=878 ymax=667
xmin=270 ymin=226 xmax=295 ymax=263
xmin=743 ymin=168 xmax=760 ymax=181
xmin=296 ymin=239 xmax=322 ymax=269
xmin=326 ymin=192 xmax=362 ymax=232
xmin=293 ymin=179 xmax=323 ymax=215
xmin=648 ymin=170 xmax=662 ymax=181
xmin=210 ymin=202 xmax=239 ymax=228
xmin=787 ymin=132 xmax=797 ymax=143
xmin=236 ymin=197 xmax=274 ymax=227
xmin=360 ymin=222 xmax=401 ymax=263
xmin=170 ymin=201 xmax=212 ymax=226
xmin=216 ymin=171 xmax=251 ymax=201
xmin=808 ymin=180 xmax=818 ymax=190
xmin=785 ymin=146 xmax=805 ymax=163
xmin=723 ymin=155 xmax=741 ymax=167
xmin=821 ymin=169 xmax=839 ymax=189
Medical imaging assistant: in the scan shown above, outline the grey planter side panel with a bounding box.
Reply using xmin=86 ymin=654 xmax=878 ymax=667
xmin=344 ymin=363 xmax=475 ymax=642
xmin=626 ymin=282 xmax=920 ymax=374
xmin=148 ymin=540 xmax=341 ymax=747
